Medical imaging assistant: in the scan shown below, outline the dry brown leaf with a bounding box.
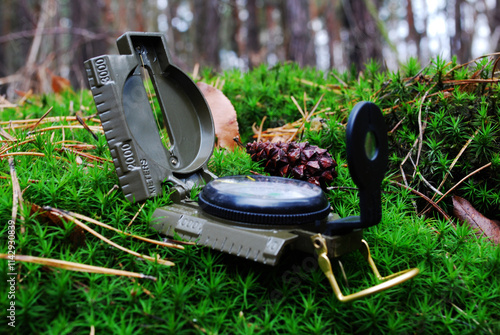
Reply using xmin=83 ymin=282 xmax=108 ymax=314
xmin=197 ymin=82 xmax=240 ymax=150
xmin=452 ymin=195 xmax=500 ymax=244
xmin=47 ymin=69 xmax=71 ymax=93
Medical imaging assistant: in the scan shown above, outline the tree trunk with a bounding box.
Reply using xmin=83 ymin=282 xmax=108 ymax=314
xmin=340 ymin=0 xmax=383 ymax=72
xmin=247 ymin=0 xmax=261 ymax=69
xmin=487 ymin=0 xmax=500 ymax=54
xmin=193 ymin=0 xmax=220 ymax=68
xmin=450 ymin=0 xmax=472 ymax=63
xmin=0 ymin=1 xmax=33 ymax=77
xmin=406 ymin=0 xmax=422 ymax=59
xmin=283 ymin=0 xmax=315 ymax=67
xmin=70 ymin=0 xmax=108 ymax=88
xmin=325 ymin=0 xmax=341 ymax=69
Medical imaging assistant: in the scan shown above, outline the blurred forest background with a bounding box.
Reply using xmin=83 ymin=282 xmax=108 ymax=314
xmin=1 ymin=0 xmax=500 ymax=97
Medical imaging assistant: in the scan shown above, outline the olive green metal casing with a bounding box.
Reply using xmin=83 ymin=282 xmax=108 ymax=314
xmin=84 ymin=32 xmax=215 ymax=203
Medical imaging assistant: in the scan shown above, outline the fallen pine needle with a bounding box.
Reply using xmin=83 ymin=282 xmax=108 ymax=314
xmin=0 ymin=175 xmax=39 ymax=183
xmin=0 ymin=151 xmax=45 ymax=159
xmin=0 ymin=254 xmax=157 ymax=281
xmin=127 ymin=203 xmax=146 ymax=229
xmin=0 ymin=152 xmax=69 ymax=164
xmin=65 ymin=210 xmax=186 ymax=250
xmin=60 ymin=147 xmax=112 ymax=163
xmin=30 ymin=106 xmax=53 ymax=130
xmin=0 ymin=116 xmax=101 ymax=126
xmin=27 ymin=125 xmax=103 ymax=135
xmin=76 ymin=112 xmax=99 ymax=141
xmin=0 ymin=138 xmax=36 ymax=155
xmin=45 ymin=207 xmax=175 ymax=266
xmin=9 ymin=157 xmax=25 ymax=233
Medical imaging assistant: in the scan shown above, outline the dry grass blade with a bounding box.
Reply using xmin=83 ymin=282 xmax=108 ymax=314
xmin=419 ymin=130 xmax=481 ymax=217
xmin=0 ymin=254 xmax=157 ymax=281
xmin=256 ymin=116 xmax=267 ymax=142
xmin=294 ymin=77 xmax=343 ymax=93
xmin=0 ymin=152 xmax=71 ymax=165
xmin=287 ymin=93 xmax=325 ymax=142
xmin=399 ymin=138 xmax=419 ymax=186
xmin=45 ymin=207 xmax=175 ymax=266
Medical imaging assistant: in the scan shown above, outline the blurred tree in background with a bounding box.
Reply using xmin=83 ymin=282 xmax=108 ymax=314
xmin=0 ymin=0 xmax=499 ymax=96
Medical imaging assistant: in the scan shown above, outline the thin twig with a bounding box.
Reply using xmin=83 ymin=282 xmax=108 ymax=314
xmin=416 ymin=172 xmax=443 ymax=196
xmin=390 ymin=181 xmax=451 ymax=221
xmin=0 ymin=254 xmax=156 ymax=281
xmin=399 ymin=138 xmax=419 ymax=186
xmin=436 ymin=129 xmax=479 ymax=193
xmin=414 ymin=90 xmax=429 ymax=176
xmin=326 ymin=186 xmax=359 ymax=192
xmin=106 ymin=185 xmax=120 ymax=197
xmin=435 ymin=162 xmax=492 ymax=205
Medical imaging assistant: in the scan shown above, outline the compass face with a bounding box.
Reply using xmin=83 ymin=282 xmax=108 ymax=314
xmin=198 ymin=175 xmax=331 ymax=225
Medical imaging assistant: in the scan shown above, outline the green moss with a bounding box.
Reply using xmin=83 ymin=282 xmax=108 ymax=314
xmin=1 ymin=59 xmax=499 ymax=334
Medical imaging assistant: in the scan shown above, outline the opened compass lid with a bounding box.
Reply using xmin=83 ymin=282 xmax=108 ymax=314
xmin=198 ymin=175 xmax=331 ymax=225
xmin=85 ymin=32 xmax=215 ymax=202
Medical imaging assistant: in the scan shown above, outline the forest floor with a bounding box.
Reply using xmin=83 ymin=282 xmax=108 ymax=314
xmin=0 ymin=57 xmax=499 ymax=334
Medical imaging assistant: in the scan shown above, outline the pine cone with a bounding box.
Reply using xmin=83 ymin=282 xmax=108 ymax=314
xmin=246 ymin=141 xmax=337 ymax=190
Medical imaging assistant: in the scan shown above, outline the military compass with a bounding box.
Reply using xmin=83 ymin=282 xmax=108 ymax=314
xmin=85 ymin=32 xmax=418 ymax=302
